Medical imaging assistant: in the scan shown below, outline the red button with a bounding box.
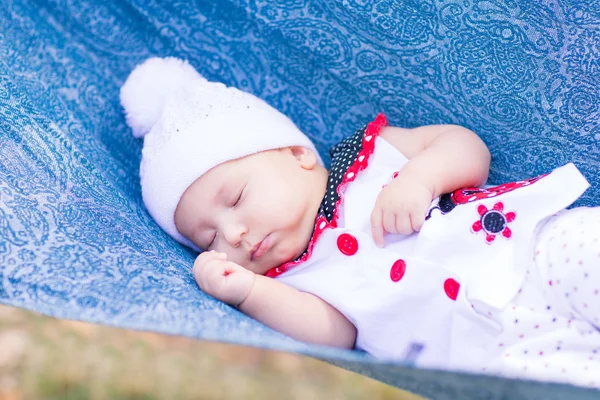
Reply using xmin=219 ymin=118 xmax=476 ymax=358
xmin=390 ymin=259 xmax=406 ymax=282
xmin=337 ymin=233 xmax=358 ymax=256
xmin=444 ymin=278 xmax=460 ymax=300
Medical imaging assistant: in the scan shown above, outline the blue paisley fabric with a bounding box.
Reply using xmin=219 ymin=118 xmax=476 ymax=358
xmin=1 ymin=1 xmax=599 ymax=398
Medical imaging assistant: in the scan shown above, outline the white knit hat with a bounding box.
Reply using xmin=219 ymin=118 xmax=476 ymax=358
xmin=120 ymin=57 xmax=322 ymax=251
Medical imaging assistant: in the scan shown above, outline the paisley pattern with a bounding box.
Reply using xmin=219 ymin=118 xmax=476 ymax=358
xmin=1 ymin=0 xmax=599 ymax=398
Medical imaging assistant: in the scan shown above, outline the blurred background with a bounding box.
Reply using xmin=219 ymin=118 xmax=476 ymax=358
xmin=0 ymin=304 xmax=423 ymax=400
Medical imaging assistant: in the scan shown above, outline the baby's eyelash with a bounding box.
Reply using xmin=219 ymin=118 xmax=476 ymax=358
xmin=208 ymin=232 xmax=217 ymax=248
xmin=234 ymin=185 xmax=245 ymax=206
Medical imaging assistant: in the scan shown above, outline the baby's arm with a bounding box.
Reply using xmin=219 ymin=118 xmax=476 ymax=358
xmin=239 ymin=274 xmax=356 ymax=348
xmin=193 ymin=251 xmax=357 ymax=348
xmin=372 ymin=125 xmax=491 ymax=245
xmin=379 ymin=124 xmax=491 ymax=197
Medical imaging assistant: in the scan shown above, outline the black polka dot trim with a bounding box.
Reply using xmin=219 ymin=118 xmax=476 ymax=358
xmin=321 ymin=126 xmax=368 ymax=222
xmin=267 ymin=113 xmax=388 ymax=278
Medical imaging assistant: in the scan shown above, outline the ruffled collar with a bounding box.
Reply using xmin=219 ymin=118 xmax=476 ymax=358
xmin=266 ymin=114 xmax=388 ymax=278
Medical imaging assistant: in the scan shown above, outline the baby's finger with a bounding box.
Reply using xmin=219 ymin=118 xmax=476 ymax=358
xmin=382 ymin=210 xmax=397 ymax=235
xmin=396 ymin=213 xmax=413 ymax=235
xmin=193 ymin=251 xmax=226 ymax=278
xmin=411 ymin=211 xmax=425 ymax=232
xmin=196 ymin=267 xmax=219 ymax=294
xmin=222 ymin=261 xmax=243 ymax=276
xmin=193 ymin=260 xmax=215 ymax=289
xmin=370 ymin=206 xmax=385 ymax=248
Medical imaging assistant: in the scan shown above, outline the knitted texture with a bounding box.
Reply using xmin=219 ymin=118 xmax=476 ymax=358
xmin=120 ymin=57 xmax=322 ymax=250
xmin=2 ymin=1 xmax=600 ymax=398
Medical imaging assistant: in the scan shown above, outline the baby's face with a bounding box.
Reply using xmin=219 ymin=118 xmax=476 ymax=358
xmin=174 ymin=146 xmax=327 ymax=275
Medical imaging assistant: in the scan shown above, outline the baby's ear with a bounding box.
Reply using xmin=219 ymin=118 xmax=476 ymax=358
xmin=289 ymin=146 xmax=318 ymax=170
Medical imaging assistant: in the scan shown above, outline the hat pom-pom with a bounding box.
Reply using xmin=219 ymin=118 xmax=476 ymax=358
xmin=120 ymin=57 xmax=205 ymax=138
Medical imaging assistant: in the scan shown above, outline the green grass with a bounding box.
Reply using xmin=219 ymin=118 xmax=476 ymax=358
xmin=0 ymin=305 xmax=423 ymax=400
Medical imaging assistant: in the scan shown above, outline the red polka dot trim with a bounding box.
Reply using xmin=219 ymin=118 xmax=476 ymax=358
xmin=266 ymin=216 xmax=333 ymax=278
xmin=266 ymin=114 xmax=388 ymax=278
xmin=329 ymin=114 xmax=387 ymax=227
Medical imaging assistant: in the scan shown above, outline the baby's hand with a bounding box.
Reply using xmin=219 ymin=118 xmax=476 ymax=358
xmin=193 ymin=251 xmax=256 ymax=306
xmin=371 ymin=171 xmax=433 ymax=247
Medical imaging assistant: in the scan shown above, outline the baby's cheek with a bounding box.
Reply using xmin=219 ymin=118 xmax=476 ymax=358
xmin=227 ymin=251 xmax=246 ymax=267
xmin=279 ymin=237 xmax=303 ymax=263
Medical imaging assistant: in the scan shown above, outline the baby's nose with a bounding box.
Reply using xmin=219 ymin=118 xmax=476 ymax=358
xmin=223 ymin=223 xmax=247 ymax=247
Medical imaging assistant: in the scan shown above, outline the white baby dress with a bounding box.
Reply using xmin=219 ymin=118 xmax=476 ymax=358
xmin=270 ymin=114 xmax=600 ymax=387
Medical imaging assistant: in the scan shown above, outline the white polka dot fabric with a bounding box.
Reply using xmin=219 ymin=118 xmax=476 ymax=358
xmin=484 ymin=207 xmax=600 ymax=388
xmin=275 ymin=116 xmax=599 ymax=388
xmin=539 ymin=207 xmax=600 ymax=325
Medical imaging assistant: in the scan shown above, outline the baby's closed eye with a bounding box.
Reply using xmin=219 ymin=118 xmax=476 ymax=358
xmin=233 ymin=184 xmax=246 ymax=206
xmin=208 ymin=232 xmax=218 ymax=249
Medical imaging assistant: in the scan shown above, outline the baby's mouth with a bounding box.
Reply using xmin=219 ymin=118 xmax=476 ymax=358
xmin=250 ymin=234 xmax=271 ymax=261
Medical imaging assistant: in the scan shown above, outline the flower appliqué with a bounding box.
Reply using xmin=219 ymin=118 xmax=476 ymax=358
xmin=471 ymin=202 xmax=516 ymax=244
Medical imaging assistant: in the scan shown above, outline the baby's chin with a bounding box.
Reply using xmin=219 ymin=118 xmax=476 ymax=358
xmin=279 ymin=235 xmax=311 ymax=264
xmin=250 ymin=230 xmax=314 ymax=275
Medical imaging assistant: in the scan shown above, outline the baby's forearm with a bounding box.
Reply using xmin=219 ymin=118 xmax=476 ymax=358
xmin=403 ymin=125 xmax=490 ymax=198
xmin=238 ymin=275 xmax=356 ymax=348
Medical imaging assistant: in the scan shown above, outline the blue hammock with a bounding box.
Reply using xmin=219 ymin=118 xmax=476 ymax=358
xmin=1 ymin=1 xmax=599 ymax=399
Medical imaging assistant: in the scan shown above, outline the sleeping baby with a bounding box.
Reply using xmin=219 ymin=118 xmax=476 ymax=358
xmin=121 ymin=57 xmax=600 ymax=388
